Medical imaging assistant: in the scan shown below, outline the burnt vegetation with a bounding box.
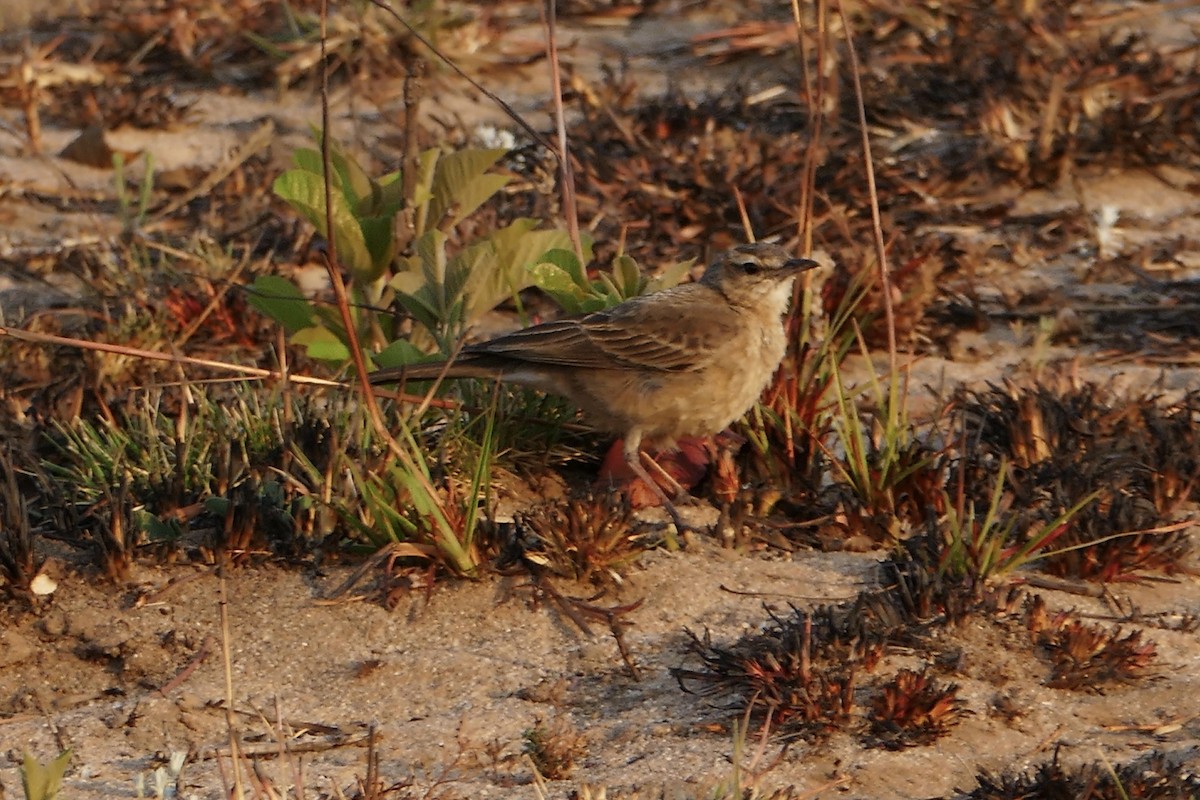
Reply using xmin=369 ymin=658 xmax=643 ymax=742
xmin=0 ymin=0 xmax=1197 ymax=793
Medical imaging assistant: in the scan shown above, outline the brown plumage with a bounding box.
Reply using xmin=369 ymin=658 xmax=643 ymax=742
xmin=371 ymin=242 xmax=819 ymax=529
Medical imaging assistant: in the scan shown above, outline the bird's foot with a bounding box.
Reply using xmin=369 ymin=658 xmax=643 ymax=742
xmin=660 ymin=498 xmax=696 ymax=534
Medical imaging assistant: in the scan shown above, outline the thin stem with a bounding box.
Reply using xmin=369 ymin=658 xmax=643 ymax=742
xmin=542 ymin=0 xmax=585 ymax=264
xmin=837 ymin=1 xmax=899 ymax=420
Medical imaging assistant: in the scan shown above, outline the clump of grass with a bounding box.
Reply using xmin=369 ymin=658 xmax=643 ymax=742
xmin=523 ymin=714 xmax=585 ymax=781
xmin=673 ymin=604 xmax=880 ymax=740
xmin=967 ymin=751 xmax=1200 ymax=800
xmin=41 ymin=384 xmax=319 ymax=571
xmin=302 ymin=396 xmax=500 ymax=581
xmin=954 ymin=383 xmax=1196 ymax=581
xmin=506 ymin=492 xmax=643 ymax=586
xmin=866 ymin=668 xmax=970 ymax=749
xmin=671 ymin=520 xmax=1163 ymax=747
xmin=1024 ymin=594 xmax=1158 ymax=690
xmin=819 ymin=318 xmax=945 ymax=545
xmin=939 ymin=455 xmax=1099 ymax=584
xmin=0 ymin=446 xmax=38 ymax=597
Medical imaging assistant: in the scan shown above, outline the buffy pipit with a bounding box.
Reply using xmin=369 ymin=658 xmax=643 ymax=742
xmin=370 ymin=242 xmax=819 ymax=530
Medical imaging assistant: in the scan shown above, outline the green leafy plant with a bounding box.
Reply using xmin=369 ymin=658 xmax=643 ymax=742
xmin=255 ymin=135 xmax=695 ymax=577
xmin=272 ymin=137 xmax=405 ymax=287
xmin=257 ymin=138 xmax=579 ymax=363
xmin=823 ymin=310 xmax=943 ymax=542
xmin=529 ymin=248 xmax=691 ymax=315
xmin=21 ymin=750 xmax=71 ymax=800
xmin=391 ymin=217 xmax=582 ymax=354
xmin=288 ymin=397 xmax=499 ymax=577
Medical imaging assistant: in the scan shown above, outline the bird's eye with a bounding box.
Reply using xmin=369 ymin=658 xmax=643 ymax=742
xmin=739 ymin=261 xmax=762 ymax=275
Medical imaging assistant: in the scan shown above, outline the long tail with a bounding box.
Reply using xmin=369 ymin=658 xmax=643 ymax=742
xmin=368 ymin=355 xmax=507 ymax=384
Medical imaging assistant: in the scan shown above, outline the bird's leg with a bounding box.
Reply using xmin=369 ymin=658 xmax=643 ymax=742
xmin=638 ymin=450 xmax=690 ymax=502
xmin=623 ymin=434 xmax=692 ymax=532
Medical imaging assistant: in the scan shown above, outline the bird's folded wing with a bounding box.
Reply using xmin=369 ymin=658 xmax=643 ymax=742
xmin=471 ymin=291 xmax=739 ymax=372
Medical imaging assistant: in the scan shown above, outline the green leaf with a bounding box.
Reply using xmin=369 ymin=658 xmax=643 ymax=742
xmin=272 ymin=170 xmax=374 ymax=276
xmin=495 ymin=225 xmax=586 ymax=288
xmin=412 ymin=229 xmax=450 ymax=300
xmin=203 ymin=496 xmax=232 ymax=515
xmin=409 ymin=148 xmax=440 ymax=232
xmin=246 ymin=275 xmax=316 ymax=333
xmin=290 ymin=147 xmax=325 ymax=176
xmin=133 ymin=508 xmax=182 ymax=543
xmin=327 ymin=140 xmax=373 ymax=207
xmin=458 ymin=223 xmax=585 ymax=321
xmin=540 ymin=248 xmax=590 ymax=289
xmin=594 ymin=271 xmax=625 ymax=305
xmin=372 ymin=339 xmax=431 ymax=369
xmin=442 ymin=259 xmax=471 ymax=316
xmin=376 ymin=169 xmax=407 ymax=214
xmin=389 ymin=269 xmax=425 ymax=296
xmin=648 ymin=257 xmax=695 ymax=292
xmin=310 ymin=304 xmax=353 ymax=343
xmin=427 ymin=147 xmax=509 ymax=230
xmin=443 ymin=174 xmax=511 ymax=231
xmin=393 ymin=291 xmax=445 ymax=341
xmin=21 ymin=750 xmax=71 ymax=800
xmin=357 ymin=214 xmax=395 ymax=282
xmin=528 ymin=262 xmax=586 ymax=314
xmin=612 ymin=254 xmax=644 ymax=297
xmin=293 ymin=326 xmax=350 ymax=362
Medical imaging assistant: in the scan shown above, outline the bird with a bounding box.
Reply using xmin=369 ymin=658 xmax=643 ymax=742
xmin=369 ymin=242 xmax=820 ymax=530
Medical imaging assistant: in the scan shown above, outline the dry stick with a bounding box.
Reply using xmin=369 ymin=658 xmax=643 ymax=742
xmin=0 ymin=325 xmax=315 ymax=383
xmin=837 ymin=2 xmax=898 ymax=384
xmin=792 ymin=0 xmax=824 ymax=248
xmin=364 ymin=0 xmax=582 ymax=266
xmin=0 ymin=324 xmax=452 ymax=406
xmin=203 ymin=733 xmax=372 ymax=760
xmin=395 ymin=62 xmax=423 ymax=259
xmin=787 ymin=0 xmax=828 ymax=466
xmin=364 ymin=0 xmax=556 ymax=155
xmin=156 ymin=635 xmax=214 ymax=697
xmin=541 ymin=0 xmax=585 ymax=264
xmin=273 ymin=696 xmax=303 ymax=800
xmin=733 ymin=187 xmax=755 ymax=243
xmin=276 ymin=322 xmax=297 ymax=513
xmin=218 ymin=569 xmax=246 ymax=800
xmin=19 ymin=40 xmax=43 ymax=155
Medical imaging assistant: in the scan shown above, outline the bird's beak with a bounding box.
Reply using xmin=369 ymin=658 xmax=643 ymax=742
xmin=784 ymin=257 xmax=821 ymax=274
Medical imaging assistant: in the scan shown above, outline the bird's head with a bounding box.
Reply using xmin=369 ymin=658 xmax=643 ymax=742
xmin=701 ymin=243 xmax=820 ymax=308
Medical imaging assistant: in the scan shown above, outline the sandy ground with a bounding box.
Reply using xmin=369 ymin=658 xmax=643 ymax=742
xmin=2 ymin=539 xmax=1198 ymax=799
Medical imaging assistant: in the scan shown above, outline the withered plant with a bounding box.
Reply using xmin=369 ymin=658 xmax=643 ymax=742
xmin=866 ymin=668 xmax=971 ymax=750
xmin=507 ymin=492 xmax=644 ymax=587
xmin=1025 ymin=594 xmax=1158 ymax=690
xmin=954 ymin=382 xmax=1195 ymax=581
xmin=967 ymin=751 xmax=1200 ymax=800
